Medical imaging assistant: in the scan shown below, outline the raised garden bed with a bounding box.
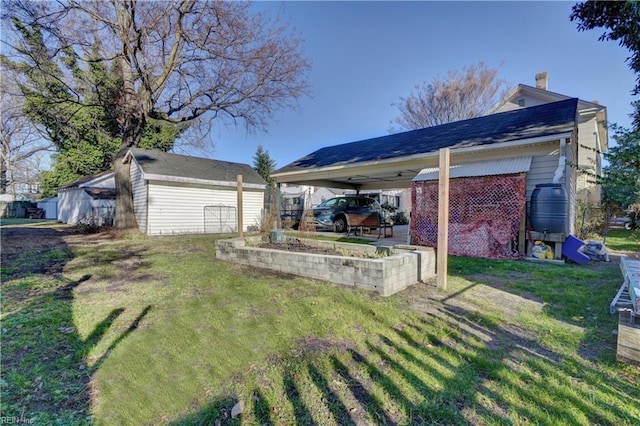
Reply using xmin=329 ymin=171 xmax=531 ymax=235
xmin=216 ymin=235 xmax=435 ymax=296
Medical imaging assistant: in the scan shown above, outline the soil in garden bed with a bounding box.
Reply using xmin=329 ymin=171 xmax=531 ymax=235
xmin=259 ymin=240 xmax=344 ymax=256
xmin=258 ymin=239 xmax=381 ymax=258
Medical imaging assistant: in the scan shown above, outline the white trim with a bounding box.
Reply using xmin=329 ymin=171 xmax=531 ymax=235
xmin=491 ymin=84 xmax=605 ymax=114
xmin=143 ymin=173 xmax=265 ymax=190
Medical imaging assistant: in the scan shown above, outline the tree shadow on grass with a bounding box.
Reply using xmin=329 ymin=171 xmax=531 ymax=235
xmin=446 ymin=255 xmax=627 ymax=362
xmin=1 ymin=226 xmax=153 ymax=423
xmin=172 ymin=297 xmax=640 ymax=425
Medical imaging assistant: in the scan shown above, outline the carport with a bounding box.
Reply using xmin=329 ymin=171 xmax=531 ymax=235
xmin=271 ymin=98 xmax=579 ymax=258
xmin=272 ymin=98 xmax=577 ymax=191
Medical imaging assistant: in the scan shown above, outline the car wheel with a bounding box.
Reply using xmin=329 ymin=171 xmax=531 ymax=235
xmin=625 ymin=222 xmax=632 ymax=230
xmin=334 ymin=216 xmax=347 ymax=233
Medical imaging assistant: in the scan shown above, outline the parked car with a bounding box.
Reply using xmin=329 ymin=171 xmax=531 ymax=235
xmin=313 ymin=196 xmax=381 ymax=232
xmin=609 ymin=211 xmax=633 ymax=230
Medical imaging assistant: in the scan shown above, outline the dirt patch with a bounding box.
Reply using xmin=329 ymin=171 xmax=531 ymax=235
xmin=296 ymin=336 xmax=355 ymax=355
xmin=1 ymin=225 xmax=118 ymax=278
xmin=258 ymin=239 xmax=381 ymax=258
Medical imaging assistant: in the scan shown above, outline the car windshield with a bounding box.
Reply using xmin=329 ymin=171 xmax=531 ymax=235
xmin=319 ymin=198 xmax=340 ymax=208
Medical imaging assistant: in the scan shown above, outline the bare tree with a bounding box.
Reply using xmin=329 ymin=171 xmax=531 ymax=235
xmin=3 ymin=0 xmax=310 ymax=228
xmin=0 ymin=67 xmax=51 ymax=198
xmin=390 ymin=62 xmax=511 ymax=132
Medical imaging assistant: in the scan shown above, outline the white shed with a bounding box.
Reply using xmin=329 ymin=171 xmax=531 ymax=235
xmin=57 ymin=171 xmax=116 ymax=224
xmin=125 ymin=148 xmax=267 ymax=235
xmin=36 ymin=196 xmax=58 ymax=219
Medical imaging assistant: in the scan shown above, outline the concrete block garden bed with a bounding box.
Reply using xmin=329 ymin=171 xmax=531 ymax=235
xmin=216 ymin=235 xmax=435 ymax=296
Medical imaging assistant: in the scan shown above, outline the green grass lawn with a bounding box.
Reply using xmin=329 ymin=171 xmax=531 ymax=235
xmin=605 ymin=227 xmax=640 ymax=253
xmin=2 ymin=229 xmax=639 ymax=425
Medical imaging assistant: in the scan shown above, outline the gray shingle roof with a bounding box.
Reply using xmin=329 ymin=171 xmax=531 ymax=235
xmin=275 ymin=98 xmax=578 ymax=174
xmin=58 ymin=170 xmax=113 ymax=190
xmin=128 ymin=148 xmax=267 ymax=186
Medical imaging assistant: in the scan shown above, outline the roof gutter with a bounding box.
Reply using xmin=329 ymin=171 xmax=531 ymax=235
xmin=272 ymin=131 xmax=573 ymax=178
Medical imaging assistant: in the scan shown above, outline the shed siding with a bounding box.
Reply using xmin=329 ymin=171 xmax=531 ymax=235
xmin=146 ymin=181 xmax=264 ymax=235
xmin=57 ymin=189 xmax=92 ymax=224
xmin=241 ymin=190 xmax=265 ymax=231
xmin=130 ymin=160 xmax=148 ymax=233
xmin=37 ymin=199 xmax=58 ymax=219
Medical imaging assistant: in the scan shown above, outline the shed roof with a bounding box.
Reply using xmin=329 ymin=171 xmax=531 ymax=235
xmin=275 ymin=98 xmax=578 ymax=176
xmin=58 ymin=170 xmax=114 ymax=190
xmin=127 ymin=148 xmax=267 ymax=188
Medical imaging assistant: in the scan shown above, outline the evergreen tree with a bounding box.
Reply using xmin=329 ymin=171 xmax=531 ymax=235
xmin=601 ymin=125 xmax=640 ymax=209
xmin=253 ymin=145 xmax=277 ymax=188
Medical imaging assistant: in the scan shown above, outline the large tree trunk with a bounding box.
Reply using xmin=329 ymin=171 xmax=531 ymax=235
xmin=113 ymin=104 xmax=145 ymax=229
xmin=0 ymin=160 xmax=7 ymax=194
xmin=113 ymin=43 xmax=146 ymax=229
xmin=113 ymin=149 xmax=138 ymax=229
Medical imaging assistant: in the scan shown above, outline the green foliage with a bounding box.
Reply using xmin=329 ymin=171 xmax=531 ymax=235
xmin=571 ymin=1 xmax=640 ymax=125
xmin=601 ymin=125 xmax=640 ymax=208
xmin=253 ymin=144 xmax=277 ymax=187
xmin=3 ymin=18 xmax=185 ymax=196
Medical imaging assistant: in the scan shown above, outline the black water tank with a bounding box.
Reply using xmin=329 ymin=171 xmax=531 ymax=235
xmin=530 ymin=183 xmax=567 ymax=233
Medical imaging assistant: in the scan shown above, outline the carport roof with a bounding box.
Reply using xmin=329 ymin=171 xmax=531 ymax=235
xmin=273 ymin=98 xmax=578 ymax=184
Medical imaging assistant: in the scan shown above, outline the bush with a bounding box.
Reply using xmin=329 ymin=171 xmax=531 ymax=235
xmin=257 ymin=207 xmax=280 ymax=232
xmin=77 ymin=213 xmax=112 ymax=233
xmin=392 ymin=211 xmax=409 ymax=225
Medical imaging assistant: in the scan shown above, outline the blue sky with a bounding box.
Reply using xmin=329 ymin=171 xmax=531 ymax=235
xmin=202 ymin=1 xmax=636 ymax=169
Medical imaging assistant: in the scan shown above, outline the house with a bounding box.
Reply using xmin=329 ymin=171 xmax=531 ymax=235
xmin=272 ymin=98 xmax=580 ymax=258
xmin=125 ymin=148 xmax=267 ymax=235
xmin=311 ymin=187 xmax=345 ymax=206
xmin=57 ymin=171 xmax=116 ymax=225
xmin=490 ymin=72 xmax=607 ymax=205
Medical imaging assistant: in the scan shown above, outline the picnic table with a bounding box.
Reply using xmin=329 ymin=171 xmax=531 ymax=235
xmin=26 ymin=208 xmax=45 ymax=219
xmin=610 ymin=257 xmax=640 ymax=364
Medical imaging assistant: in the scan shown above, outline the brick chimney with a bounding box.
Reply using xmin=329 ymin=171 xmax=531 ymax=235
xmin=535 ymin=72 xmax=548 ymax=90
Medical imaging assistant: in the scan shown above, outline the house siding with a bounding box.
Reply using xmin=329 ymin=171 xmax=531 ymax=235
xmin=494 ymin=89 xmax=604 ymax=206
xmin=130 ymin=160 xmax=148 ymax=233
xmin=576 ymin=118 xmax=601 ymax=204
xmin=446 ymin=140 xmax=576 ymax=234
xmin=146 ymin=181 xmax=264 ymax=235
xmin=526 ymin=149 xmax=562 ymax=199
xmin=495 ymin=95 xmax=549 ymax=112
xmin=567 ymin=137 xmax=578 ymax=235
